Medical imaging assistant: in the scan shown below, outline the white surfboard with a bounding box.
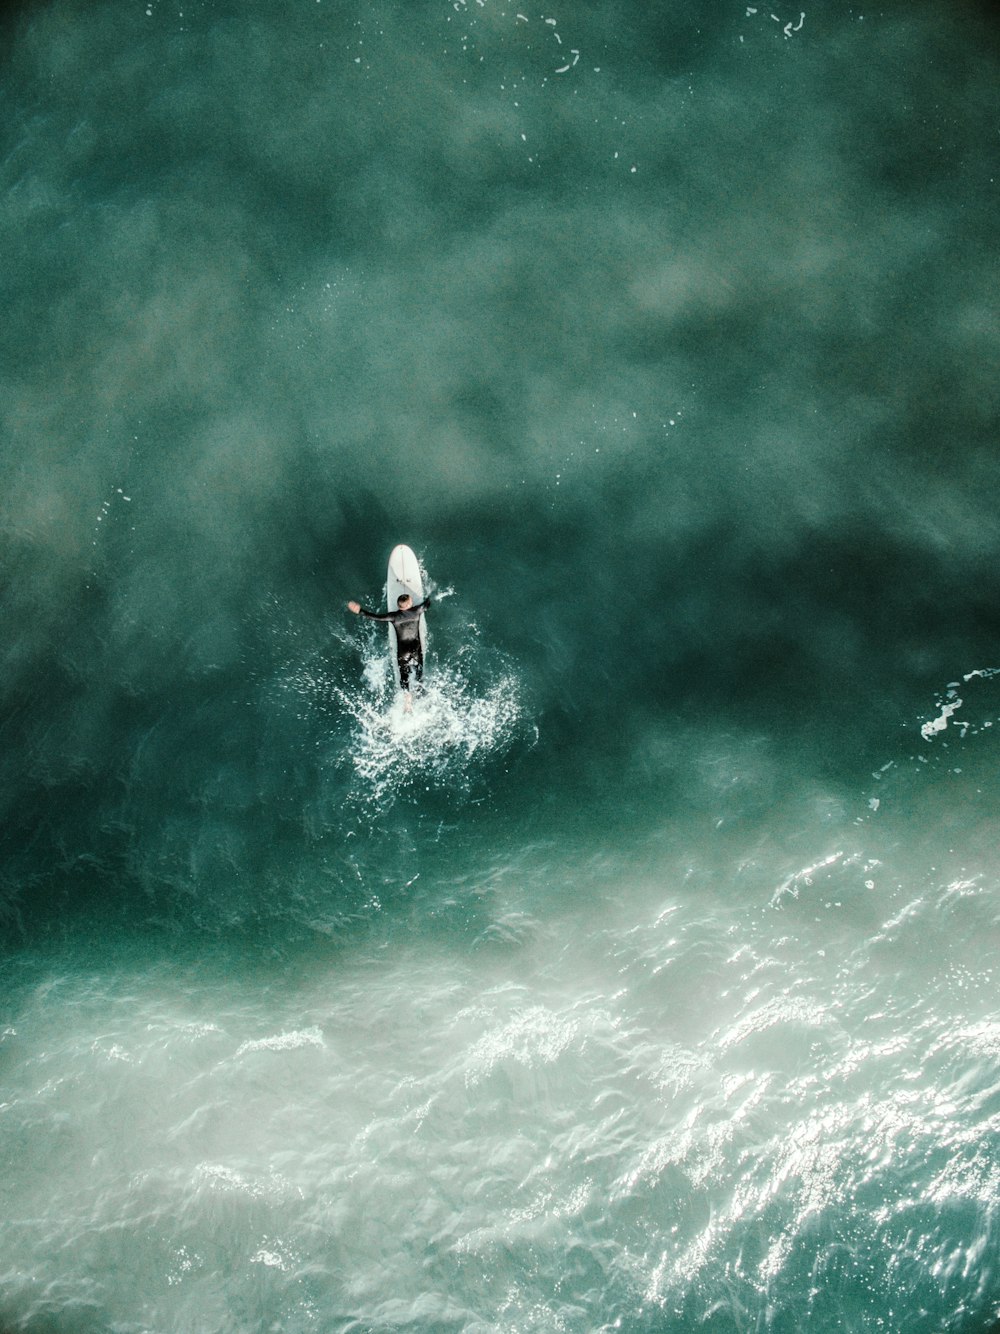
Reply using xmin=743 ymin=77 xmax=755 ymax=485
xmin=385 ymin=544 xmax=428 ymax=675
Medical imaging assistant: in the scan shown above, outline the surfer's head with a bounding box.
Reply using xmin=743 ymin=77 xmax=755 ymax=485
xmin=397 ymin=594 xmax=413 ymax=609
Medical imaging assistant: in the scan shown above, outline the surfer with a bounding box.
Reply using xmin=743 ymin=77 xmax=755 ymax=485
xmin=348 ymin=593 xmax=430 ymax=698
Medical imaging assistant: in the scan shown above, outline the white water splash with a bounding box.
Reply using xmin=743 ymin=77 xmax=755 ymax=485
xmin=334 ymin=644 xmax=527 ymax=805
xmin=235 ymin=1027 xmax=325 ymax=1057
xmin=921 ymin=687 xmax=964 ymax=740
xmin=920 ymin=667 xmax=1000 ymax=741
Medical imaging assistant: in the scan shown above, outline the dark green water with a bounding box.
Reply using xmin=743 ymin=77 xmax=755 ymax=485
xmin=2 ymin=1 xmax=1000 ymax=1330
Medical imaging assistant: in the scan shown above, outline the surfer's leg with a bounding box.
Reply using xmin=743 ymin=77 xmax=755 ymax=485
xmin=398 ymin=650 xmax=419 ymax=710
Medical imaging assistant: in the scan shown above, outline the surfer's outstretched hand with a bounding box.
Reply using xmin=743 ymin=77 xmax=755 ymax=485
xmin=347 ymin=601 xmax=361 ymax=614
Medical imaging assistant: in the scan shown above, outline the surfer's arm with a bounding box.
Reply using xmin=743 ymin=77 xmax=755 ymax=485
xmin=347 ymin=599 xmax=428 ymax=619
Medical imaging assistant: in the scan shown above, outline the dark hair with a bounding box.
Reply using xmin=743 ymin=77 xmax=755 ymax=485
xmin=397 ymin=593 xmax=412 ymax=607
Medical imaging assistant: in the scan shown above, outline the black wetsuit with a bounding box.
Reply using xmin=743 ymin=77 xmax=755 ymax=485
xmin=359 ymin=599 xmax=430 ymax=690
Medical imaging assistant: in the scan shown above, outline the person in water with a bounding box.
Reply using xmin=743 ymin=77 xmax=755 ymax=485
xmin=347 ymin=592 xmax=431 ymax=699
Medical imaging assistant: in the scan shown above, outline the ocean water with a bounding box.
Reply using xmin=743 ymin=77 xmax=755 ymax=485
xmin=2 ymin=0 xmax=1000 ymax=1329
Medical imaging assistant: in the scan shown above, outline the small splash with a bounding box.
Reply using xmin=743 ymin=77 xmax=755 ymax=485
xmin=235 ymin=1027 xmax=324 ymax=1057
xmin=921 ymin=686 xmax=964 ymax=741
xmin=771 ymin=850 xmax=844 ymax=906
xmin=920 ymin=667 xmax=1000 ymax=741
xmin=251 ymin=1238 xmax=298 ymax=1271
xmin=167 ymin=1245 xmax=201 ymax=1286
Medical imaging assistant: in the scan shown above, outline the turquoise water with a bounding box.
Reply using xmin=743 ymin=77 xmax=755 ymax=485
xmin=2 ymin=1 xmax=1000 ymax=1329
